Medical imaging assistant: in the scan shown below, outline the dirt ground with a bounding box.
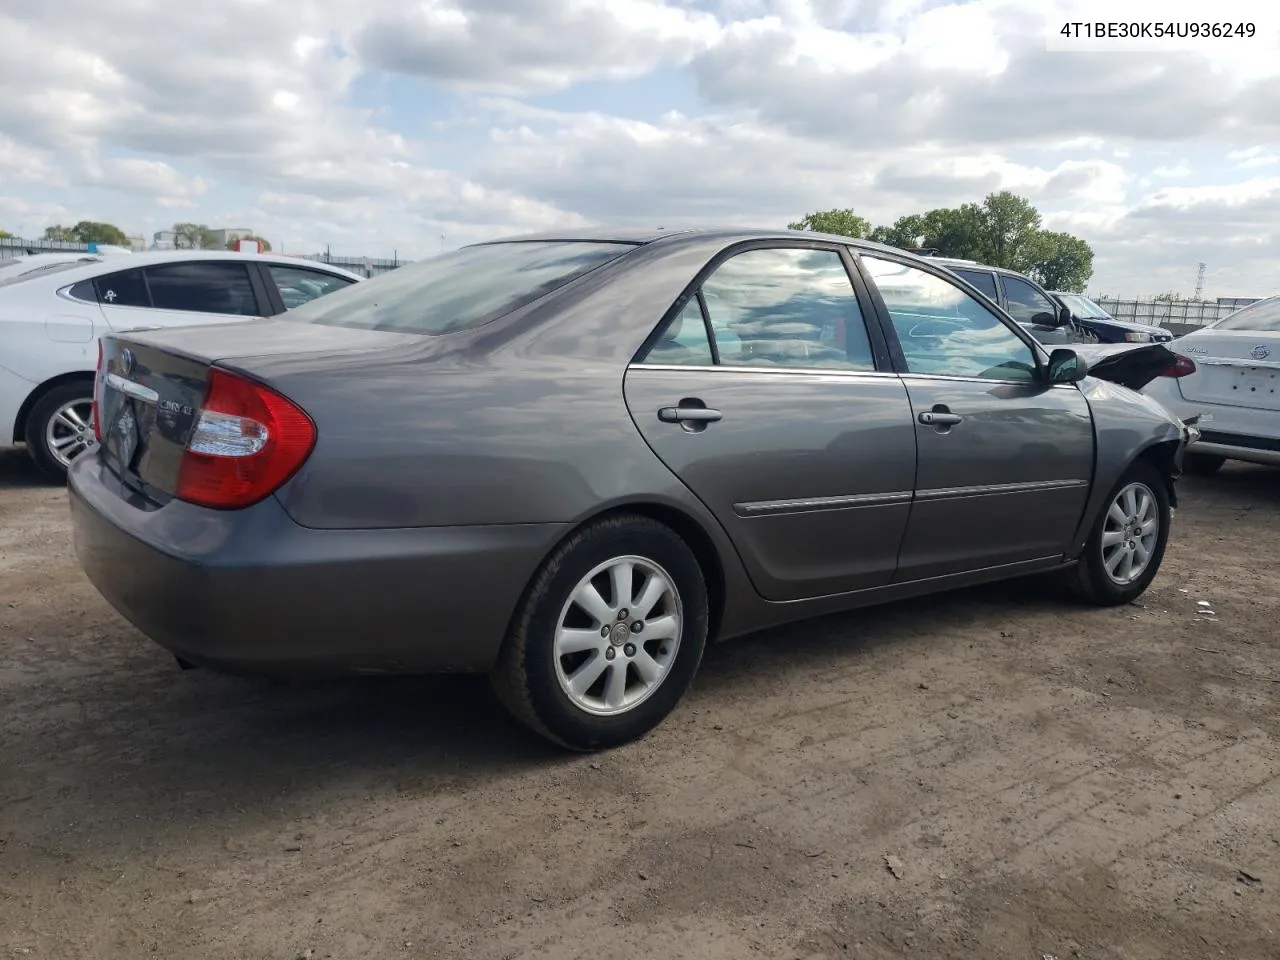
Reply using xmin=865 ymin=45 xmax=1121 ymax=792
xmin=1 ymin=449 xmax=1277 ymax=960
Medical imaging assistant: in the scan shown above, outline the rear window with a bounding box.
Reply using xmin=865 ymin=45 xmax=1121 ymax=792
xmin=1211 ymin=296 xmax=1280 ymax=333
xmin=0 ymin=260 xmax=91 ymax=288
xmin=281 ymin=241 xmax=635 ymax=335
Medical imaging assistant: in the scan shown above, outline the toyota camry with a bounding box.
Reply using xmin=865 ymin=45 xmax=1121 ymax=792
xmin=69 ymin=228 xmax=1195 ymax=750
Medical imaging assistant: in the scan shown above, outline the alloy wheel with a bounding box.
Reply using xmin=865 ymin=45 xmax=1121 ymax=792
xmin=553 ymin=555 xmax=683 ymax=716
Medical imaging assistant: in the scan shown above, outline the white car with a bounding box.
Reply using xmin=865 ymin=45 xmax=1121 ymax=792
xmin=0 ymin=250 xmax=362 ymax=479
xmin=1143 ymin=295 xmax=1280 ymax=474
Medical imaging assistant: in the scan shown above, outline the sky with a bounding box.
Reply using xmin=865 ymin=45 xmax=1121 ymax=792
xmin=1 ymin=0 xmax=1277 ymax=297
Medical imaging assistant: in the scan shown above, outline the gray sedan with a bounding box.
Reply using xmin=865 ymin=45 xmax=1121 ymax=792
xmin=69 ymin=228 xmax=1191 ymax=750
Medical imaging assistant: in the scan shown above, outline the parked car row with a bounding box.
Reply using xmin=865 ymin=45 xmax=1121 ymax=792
xmin=66 ymin=227 xmax=1198 ymax=750
xmin=0 ymin=250 xmax=362 ymax=478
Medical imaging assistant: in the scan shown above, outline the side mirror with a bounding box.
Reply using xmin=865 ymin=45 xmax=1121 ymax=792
xmin=1029 ymin=311 xmax=1061 ymax=328
xmin=1058 ymin=303 xmax=1073 ymax=327
xmin=1047 ymin=348 xmax=1087 ymax=384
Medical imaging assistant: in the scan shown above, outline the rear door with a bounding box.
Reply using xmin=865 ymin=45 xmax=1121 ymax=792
xmin=1176 ymin=300 xmax=1280 ymax=414
xmin=93 ymin=260 xmax=270 ymax=333
xmin=624 ymin=242 xmax=918 ymax=602
xmin=857 ymin=253 xmax=1095 ymax=581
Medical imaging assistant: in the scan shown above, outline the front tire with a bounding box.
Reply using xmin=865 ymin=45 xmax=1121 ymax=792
xmin=1183 ymin=453 xmax=1226 ymax=476
xmin=491 ymin=514 xmax=709 ymax=751
xmin=25 ymin=381 xmax=98 ymax=482
xmin=1065 ymin=460 xmax=1171 ymax=606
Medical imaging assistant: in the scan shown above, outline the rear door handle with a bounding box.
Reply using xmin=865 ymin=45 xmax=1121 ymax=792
xmin=658 ymin=406 xmax=722 ymax=424
xmin=918 ymin=411 xmax=963 ymax=426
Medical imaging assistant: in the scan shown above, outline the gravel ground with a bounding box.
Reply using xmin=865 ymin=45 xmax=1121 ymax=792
xmin=1 ymin=449 xmax=1277 ymax=960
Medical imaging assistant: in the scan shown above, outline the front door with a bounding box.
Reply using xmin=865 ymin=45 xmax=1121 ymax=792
xmin=624 ymin=243 xmax=918 ymax=602
xmin=857 ymin=253 xmax=1095 ymax=581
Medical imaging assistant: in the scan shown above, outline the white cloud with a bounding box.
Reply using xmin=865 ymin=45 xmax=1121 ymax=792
xmin=0 ymin=0 xmax=1278 ymax=292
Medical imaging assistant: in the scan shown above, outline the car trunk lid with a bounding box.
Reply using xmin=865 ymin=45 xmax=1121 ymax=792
xmin=96 ymin=320 xmax=421 ymax=502
xmin=1173 ymin=331 xmax=1280 ymax=411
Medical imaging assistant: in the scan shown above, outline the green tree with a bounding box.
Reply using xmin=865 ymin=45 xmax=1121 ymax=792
xmin=225 ymin=234 xmax=272 ymax=252
xmin=42 ymin=222 xmax=129 ymax=245
xmin=787 ymin=208 xmax=871 ymax=238
xmin=174 ymin=222 xmax=220 ymax=250
xmin=1152 ymin=291 xmax=1183 ymax=303
xmin=1025 ymin=231 xmax=1094 ymax=292
xmin=71 ymin=220 xmax=129 ymax=246
xmin=976 ymin=191 xmax=1042 ymax=270
xmin=0 ymin=229 xmax=11 ymax=239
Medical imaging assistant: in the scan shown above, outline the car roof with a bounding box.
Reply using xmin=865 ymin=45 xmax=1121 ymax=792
xmin=478 ymin=226 xmax=916 ymax=259
xmin=1 ymin=249 xmax=364 ymax=288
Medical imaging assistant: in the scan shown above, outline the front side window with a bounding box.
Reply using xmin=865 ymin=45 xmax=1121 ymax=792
xmin=1212 ymin=296 xmax=1280 ymax=333
xmin=952 ymin=268 xmax=999 ymax=302
xmin=861 ymin=255 xmax=1038 ymax=382
xmin=142 ymin=262 xmax=259 ymax=316
xmin=283 ymin=241 xmax=633 ymax=335
xmin=653 ymin=246 xmax=876 ymax=371
xmin=1001 ymin=274 xmax=1057 ymax=324
xmin=267 ymin=264 xmax=358 ymax=309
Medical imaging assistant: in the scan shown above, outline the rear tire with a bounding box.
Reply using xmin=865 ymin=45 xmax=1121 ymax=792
xmin=25 ymin=381 xmax=98 ymax=482
xmin=1183 ymin=453 xmax=1226 ymax=476
xmin=1063 ymin=460 xmax=1170 ymax=606
xmin=491 ymin=514 xmax=708 ymax=751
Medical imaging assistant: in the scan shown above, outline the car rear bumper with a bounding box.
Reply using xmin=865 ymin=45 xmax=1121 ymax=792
xmin=68 ymin=455 xmax=569 ymax=675
xmin=1143 ymin=378 xmax=1280 ymax=466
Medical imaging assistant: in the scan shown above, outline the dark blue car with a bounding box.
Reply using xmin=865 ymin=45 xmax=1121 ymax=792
xmin=1051 ymin=292 xmax=1173 ymax=344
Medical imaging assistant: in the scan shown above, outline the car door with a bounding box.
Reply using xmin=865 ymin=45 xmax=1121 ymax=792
xmin=624 ymin=242 xmax=917 ymax=602
xmin=856 ymin=253 xmax=1095 ymax=581
xmin=999 ymin=272 xmax=1079 ymax=344
xmin=91 ymin=260 xmax=269 ymax=332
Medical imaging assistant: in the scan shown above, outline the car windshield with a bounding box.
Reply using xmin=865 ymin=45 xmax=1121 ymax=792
xmin=1057 ymin=294 xmax=1109 ymax=318
xmin=282 ymin=240 xmax=636 ymax=335
xmin=1210 ymin=296 xmax=1280 ymax=333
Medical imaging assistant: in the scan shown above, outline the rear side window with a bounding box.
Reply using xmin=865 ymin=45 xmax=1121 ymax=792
xmin=94 ymin=268 xmax=150 ymax=307
xmin=282 ymin=241 xmax=633 ymax=335
xmin=952 ymin=268 xmax=999 ymax=301
xmin=1212 ymin=297 xmax=1280 ymax=333
xmin=639 ymin=246 xmax=877 ymax=372
xmin=143 ymin=262 xmax=259 ymax=316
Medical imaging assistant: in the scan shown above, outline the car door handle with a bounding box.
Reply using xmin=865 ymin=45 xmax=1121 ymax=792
xmin=918 ymin=411 xmax=963 ymax=426
xmin=658 ymin=406 xmax=722 ymax=424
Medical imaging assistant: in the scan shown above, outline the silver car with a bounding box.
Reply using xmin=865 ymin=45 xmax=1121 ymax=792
xmin=69 ymin=229 xmax=1192 ymax=750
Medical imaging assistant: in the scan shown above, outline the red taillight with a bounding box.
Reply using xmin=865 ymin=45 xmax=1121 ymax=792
xmin=91 ymin=340 xmax=104 ymax=443
xmin=174 ymin=368 xmax=316 ymax=510
xmin=1160 ymin=355 xmax=1197 ymax=378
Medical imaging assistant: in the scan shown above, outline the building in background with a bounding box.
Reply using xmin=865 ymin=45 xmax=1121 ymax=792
xmin=151 ymin=229 xmax=177 ymax=250
xmin=211 ymin=227 xmax=254 ymax=248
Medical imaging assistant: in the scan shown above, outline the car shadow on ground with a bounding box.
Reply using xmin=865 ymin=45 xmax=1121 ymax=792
xmin=0 ymin=447 xmax=53 ymax=489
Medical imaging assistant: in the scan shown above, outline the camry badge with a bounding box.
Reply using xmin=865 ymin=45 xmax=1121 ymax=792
xmin=1251 ymin=344 xmax=1270 ymax=361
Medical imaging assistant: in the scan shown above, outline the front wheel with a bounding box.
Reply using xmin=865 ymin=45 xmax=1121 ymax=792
xmin=491 ymin=514 xmax=709 ymax=751
xmin=1064 ymin=460 xmax=1171 ymax=606
xmin=25 ymin=381 xmax=98 ymax=482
